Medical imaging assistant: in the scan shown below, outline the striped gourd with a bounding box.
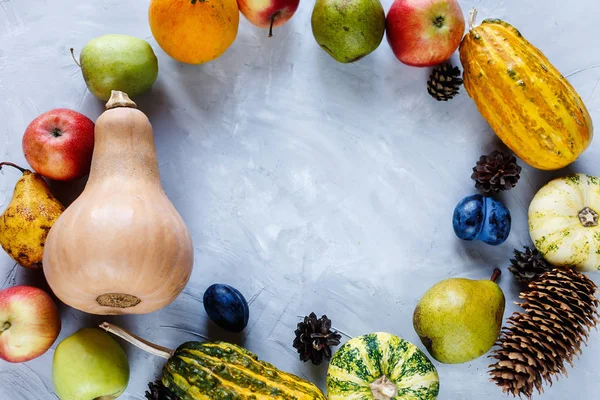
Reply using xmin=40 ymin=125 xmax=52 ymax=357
xmin=326 ymin=332 xmax=439 ymax=400
xmin=100 ymin=323 xmax=326 ymax=400
xmin=529 ymin=173 xmax=600 ymax=272
xmin=459 ymin=11 xmax=593 ymax=170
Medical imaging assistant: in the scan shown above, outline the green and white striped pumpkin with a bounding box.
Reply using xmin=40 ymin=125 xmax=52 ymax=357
xmin=529 ymin=173 xmax=600 ymax=272
xmin=326 ymin=332 xmax=439 ymax=400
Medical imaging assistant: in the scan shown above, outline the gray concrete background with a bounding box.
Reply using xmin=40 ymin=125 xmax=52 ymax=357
xmin=1 ymin=0 xmax=599 ymax=398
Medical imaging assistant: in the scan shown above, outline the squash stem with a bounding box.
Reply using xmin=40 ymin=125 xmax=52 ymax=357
xmin=100 ymin=322 xmax=174 ymax=359
xmin=468 ymin=8 xmax=478 ymax=30
xmin=490 ymin=268 xmax=501 ymax=282
xmin=0 ymin=162 xmax=27 ymax=173
xmin=105 ymin=91 xmax=137 ymax=110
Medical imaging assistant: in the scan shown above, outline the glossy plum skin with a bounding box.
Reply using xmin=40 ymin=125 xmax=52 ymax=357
xmin=452 ymin=195 xmax=511 ymax=245
xmin=203 ymin=284 xmax=249 ymax=333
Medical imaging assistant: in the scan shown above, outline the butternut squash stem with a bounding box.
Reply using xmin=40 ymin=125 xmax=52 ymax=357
xmin=0 ymin=162 xmax=27 ymax=173
xmin=100 ymin=322 xmax=174 ymax=359
xmin=69 ymin=48 xmax=81 ymax=68
xmin=468 ymin=8 xmax=478 ymax=30
xmin=490 ymin=268 xmax=501 ymax=283
xmin=106 ymin=91 xmax=137 ymax=110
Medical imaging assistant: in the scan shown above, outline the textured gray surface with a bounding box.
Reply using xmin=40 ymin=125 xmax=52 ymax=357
xmin=1 ymin=0 xmax=599 ymax=398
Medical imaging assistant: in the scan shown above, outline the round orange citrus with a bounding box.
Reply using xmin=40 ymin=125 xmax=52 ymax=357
xmin=149 ymin=0 xmax=239 ymax=64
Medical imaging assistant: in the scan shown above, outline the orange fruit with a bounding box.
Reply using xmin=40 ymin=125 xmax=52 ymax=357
xmin=149 ymin=0 xmax=239 ymax=64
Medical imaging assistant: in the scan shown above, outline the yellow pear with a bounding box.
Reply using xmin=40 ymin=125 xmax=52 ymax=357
xmin=0 ymin=162 xmax=64 ymax=268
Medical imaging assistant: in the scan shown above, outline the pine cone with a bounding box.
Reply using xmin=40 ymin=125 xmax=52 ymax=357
xmin=489 ymin=268 xmax=599 ymax=399
xmin=509 ymin=246 xmax=553 ymax=285
xmin=145 ymin=379 xmax=181 ymax=400
xmin=472 ymin=150 xmax=522 ymax=194
xmin=293 ymin=313 xmax=342 ymax=365
xmin=427 ymin=62 xmax=463 ymax=101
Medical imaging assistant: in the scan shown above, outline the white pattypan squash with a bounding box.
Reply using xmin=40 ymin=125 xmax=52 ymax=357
xmin=529 ymin=173 xmax=600 ymax=272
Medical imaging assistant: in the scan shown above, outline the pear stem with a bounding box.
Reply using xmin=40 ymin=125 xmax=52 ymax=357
xmin=490 ymin=268 xmax=501 ymax=283
xmin=0 ymin=162 xmax=27 ymax=173
xmin=268 ymin=12 xmax=280 ymax=38
xmin=99 ymin=322 xmax=173 ymax=359
xmin=69 ymin=48 xmax=81 ymax=68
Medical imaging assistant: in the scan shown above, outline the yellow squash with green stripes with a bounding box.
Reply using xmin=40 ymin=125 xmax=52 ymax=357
xmin=163 ymin=341 xmax=327 ymax=399
xmin=326 ymin=333 xmax=439 ymax=400
xmin=459 ymin=12 xmax=593 ymax=170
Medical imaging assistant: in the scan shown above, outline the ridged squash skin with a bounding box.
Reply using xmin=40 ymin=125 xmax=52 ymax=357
xmin=163 ymin=341 xmax=326 ymax=399
xmin=529 ymin=173 xmax=600 ymax=272
xmin=326 ymin=332 xmax=439 ymax=400
xmin=459 ymin=18 xmax=593 ymax=170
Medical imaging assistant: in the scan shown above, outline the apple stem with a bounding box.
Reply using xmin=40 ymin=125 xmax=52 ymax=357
xmin=0 ymin=321 xmax=10 ymax=332
xmin=490 ymin=268 xmax=502 ymax=283
xmin=0 ymin=162 xmax=27 ymax=173
xmin=268 ymin=12 xmax=280 ymax=38
xmin=100 ymin=322 xmax=174 ymax=359
xmin=468 ymin=8 xmax=478 ymax=30
xmin=69 ymin=48 xmax=81 ymax=68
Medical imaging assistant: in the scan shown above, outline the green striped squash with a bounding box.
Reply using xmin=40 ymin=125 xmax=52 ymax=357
xmin=326 ymin=333 xmax=439 ymax=400
xmin=163 ymin=341 xmax=327 ymax=399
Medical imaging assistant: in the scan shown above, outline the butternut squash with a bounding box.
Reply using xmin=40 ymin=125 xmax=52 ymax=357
xmin=43 ymin=91 xmax=193 ymax=315
xmin=459 ymin=10 xmax=593 ymax=170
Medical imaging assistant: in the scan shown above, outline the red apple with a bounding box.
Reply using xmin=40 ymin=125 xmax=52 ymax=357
xmin=237 ymin=0 xmax=300 ymax=37
xmin=386 ymin=0 xmax=465 ymax=67
xmin=22 ymin=109 xmax=95 ymax=181
xmin=0 ymin=286 xmax=61 ymax=363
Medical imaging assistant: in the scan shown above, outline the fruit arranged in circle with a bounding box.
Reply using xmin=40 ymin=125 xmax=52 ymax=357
xmin=326 ymin=332 xmax=439 ymax=400
xmin=386 ymin=0 xmax=466 ymax=67
xmin=413 ymin=270 xmax=505 ymax=364
xmin=53 ymin=328 xmax=129 ymax=400
xmin=311 ymin=0 xmax=386 ymax=63
xmin=0 ymin=286 xmax=61 ymax=363
xmin=23 ymin=109 xmax=95 ymax=181
xmin=459 ymin=12 xmax=593 ymax=170
xmin=100 ymin=322 xmax=327 ymax=399
xmin=452 ymin=194 xmax=511 ymax=245
xmin=529 ymin=173 xmax=600 ymax=272
xmin=237 ymin=0 xmax=300 ymax=37
xmin=43 ymin=92 xmax=194 ymax=315
xmin=203 ymin=283 xmax=249 ymax=332
xmin=149 ymin=0 xmax=240 ymax=64
xmin=77 ymin=34 xmax=159 ymax=101
xmin=0 ymin=162 xmax=64 ymax=269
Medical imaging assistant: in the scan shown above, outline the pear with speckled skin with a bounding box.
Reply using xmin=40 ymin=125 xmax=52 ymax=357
xmin=413 ymin=269 xmax=505 ymax=364
xmin=311 ymin=0 xmax=385 ymax=63
xmin=77 ymin=34 xmax=158 ymax=101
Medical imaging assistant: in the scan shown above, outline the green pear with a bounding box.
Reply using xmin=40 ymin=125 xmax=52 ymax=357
xmin=311 ymin=0 xmax=385 ymax=63
xmin=53 ymin=328 xmax=129 ymax=400
xmin=77 ymin=34 xmax=158 ymax=101
xmin=413 ymin=269 xmax=505 ymax=364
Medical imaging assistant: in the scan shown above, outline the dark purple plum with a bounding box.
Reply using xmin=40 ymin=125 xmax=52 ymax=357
xmin=452 ymin=194 xmax=511 ymax=246
xmin=203 ymin=284 xmax=249 ymax=332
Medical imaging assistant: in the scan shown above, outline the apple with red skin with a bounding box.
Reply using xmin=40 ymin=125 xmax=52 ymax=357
xmin=22 ymin=109 xmax=95 ymax=181
xmin=237 ymin=0 xmax=300 ymax=37
xmin=0 ymin=286 xmax=61 ymax=363
xmin=386 ymin=0 xmax=465 ymax=67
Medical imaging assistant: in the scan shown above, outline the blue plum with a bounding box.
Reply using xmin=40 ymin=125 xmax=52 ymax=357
xmin=452 ymin=194 xmax=511 ymax=246
xmin=203 ymin=284 xmax=249 ymax=332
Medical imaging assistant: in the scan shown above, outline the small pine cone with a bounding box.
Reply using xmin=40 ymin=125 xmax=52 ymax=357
xmin=293 ymin=313 xmax=342 ymax=365
xmin=472 ymin=150 xmax=522 ymax=194
xmin=145 ymin=380 xmax=181 ymax=400
xmin=509 ymin=246 xmax=553 ymax=285
xmin=427 ymin=62 xmax=463 ymax=101
xmin=489 ymin=268 xmax=600 ymax=399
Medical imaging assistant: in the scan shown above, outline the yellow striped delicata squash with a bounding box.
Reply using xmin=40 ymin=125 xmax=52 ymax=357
xmin=529 ymin=173 xmax=600 ymax=272
xmin=326 ymin=332 xmax=439 ymax=400
xmin=100 ymin=323 xmax=326 ymax=399
xmin=459 ymin=9 xmax=593 ymax=170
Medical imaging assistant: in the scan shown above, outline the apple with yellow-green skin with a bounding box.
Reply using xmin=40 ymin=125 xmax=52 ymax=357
xmin=237 ymin=0 xmax=300 ymax=37
xmin=0 ymin=286 xmax=61 ymax=363
xmin=53 ymin=328 xmax=129 ymax=400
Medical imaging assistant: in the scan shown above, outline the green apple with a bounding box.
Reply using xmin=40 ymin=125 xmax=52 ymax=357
xmin=53 ymin=328 xmax=129 ymax=400
xmin=78 ymin=34 xmax=158 ymax=101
